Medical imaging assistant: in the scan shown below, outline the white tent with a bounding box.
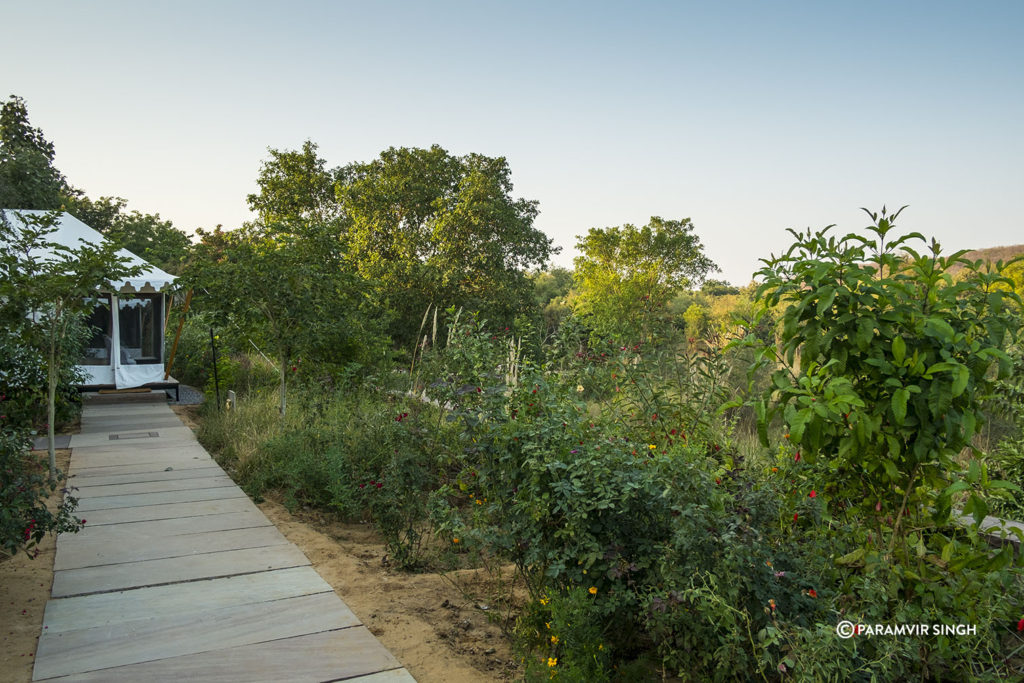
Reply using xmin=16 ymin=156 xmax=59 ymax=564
xmin=3 ymin=209 xmax=178 ymax=390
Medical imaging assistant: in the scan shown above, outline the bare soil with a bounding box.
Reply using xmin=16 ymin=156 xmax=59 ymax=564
xmin=259 ymin=498 xmax=523 ymax=681
xmin=0 ymin=449 xmax=72 ymax=683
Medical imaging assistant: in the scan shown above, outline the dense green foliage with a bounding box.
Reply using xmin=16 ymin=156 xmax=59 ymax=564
xmin=193 ymin=210 xmax=1024 ymax=681
xmin=184 ymin=223 xmax=386 ymax=414
xmin=0 ymin=95 xmax=71 ymax=210
xmin=1 ymin=426 xmax=83 ymax=559
xmin=573 ymin=217 xmax=717 ymax=342
xmin=339 ymin=145 xmax=554 ymax=345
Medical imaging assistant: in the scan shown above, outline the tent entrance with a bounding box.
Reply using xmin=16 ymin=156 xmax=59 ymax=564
xmin=80 ymin=292 xmax=170 ymax=388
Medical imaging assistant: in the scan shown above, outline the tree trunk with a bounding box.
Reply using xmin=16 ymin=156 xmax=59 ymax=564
xmin=278 ymin=354 xmax=288 ymax=417
xmin=47 ymin=344 xmax=58 ymax=481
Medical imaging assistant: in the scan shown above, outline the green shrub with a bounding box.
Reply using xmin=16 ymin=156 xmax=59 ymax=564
xmin=741 ymin=207 xmax=1024 ymax=679
xmin=1 ymin=425 xmax=83 ymax=558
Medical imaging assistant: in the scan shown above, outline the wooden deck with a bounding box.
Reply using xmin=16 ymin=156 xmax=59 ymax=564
xmin=33 ymin=395 xmax=415 ymax=682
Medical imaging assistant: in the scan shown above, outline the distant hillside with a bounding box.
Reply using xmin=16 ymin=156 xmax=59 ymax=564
xmin=946 ymin=244 xmax=1024 ymax=274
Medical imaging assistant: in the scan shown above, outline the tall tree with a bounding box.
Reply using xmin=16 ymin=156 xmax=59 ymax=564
xmin=247 ymin=140 xmax=345 ymax=229
xmin=573 ymin=217 xmax=717 ymax=342
xmin=338 ymin=145 xmax=553 ymax=343
xmin=0 ymin=96 xmax=71 ymax=210
xmin=185 ymin=224 xmax=386 ymax=416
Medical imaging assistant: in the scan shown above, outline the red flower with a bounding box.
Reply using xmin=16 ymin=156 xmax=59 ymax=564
xmin=794 ymin=452 xmax=800 ymax=462
xmin=651 ymin=413 xmax=658 ymax=421
xmin=1017 ymin=618 xmax=1024 ymax=632
xmin=359 ymin=484 xmax=365 ymax=489
xmin=793 ymin=513 xmax=799 ymax=522
xmin=807 ymin=589 xmax=817 ymax=598
xmin=809 ymin=490 xmax=817 ymax=498
xmin=376 ymin=482 xmax=383 ymax=489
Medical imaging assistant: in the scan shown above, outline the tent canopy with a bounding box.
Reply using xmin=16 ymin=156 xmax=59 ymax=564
xmin=2 ymin=209 xmax=176 ymax=292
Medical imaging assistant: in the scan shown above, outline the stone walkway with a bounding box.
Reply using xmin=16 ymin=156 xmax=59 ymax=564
xmin=33 ymin=392 xmax=414 ymax=682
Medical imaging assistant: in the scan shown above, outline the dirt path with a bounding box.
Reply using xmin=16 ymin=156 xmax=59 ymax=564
xmin=0 ymin=449 xmax=71 ymax=683
xmin=258 ymin=499 xmax=522 ymax=681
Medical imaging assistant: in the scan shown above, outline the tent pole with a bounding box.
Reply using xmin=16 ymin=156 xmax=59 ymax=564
xmin=163 ymin=290 xmax=174 ymax=335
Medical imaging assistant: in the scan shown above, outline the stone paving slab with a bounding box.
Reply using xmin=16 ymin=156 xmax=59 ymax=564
xmin=61 ymin=509 xmax=271 ymax=542
xmin=67 ymin=464 xmax=223 ymax=486
xmin=36 ymin=628 xmax=406 ymax=682
xmin=68 ymin=450 xmax=214 ymax=473
xmin=74 ymin=496 xmax=259 ymax=526
xmin=51 ymin=538 xmax=305 ymax=598
xmin=71 ymin=474 xmax=235 ymax=496
xmin=55 ymin=524 xmax=290 ymax=570
xmin=35 ymin=593 xmax=359 ymax=679
xmin=74 ymin=485 xmax=246 ymax=512
xmin=69 ymin=426 xmax=197 ymax=449
xmin=42 ymin=566 xmax=332 ymax=634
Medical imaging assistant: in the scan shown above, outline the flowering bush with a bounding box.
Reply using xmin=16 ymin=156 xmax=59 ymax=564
xmin=741 ymin=208 xmax=1024 ymax=679
xmin=1 ymin=425 xmax=83 ymax=557
xmin=0 ymin=316 xmax=85 ymax=558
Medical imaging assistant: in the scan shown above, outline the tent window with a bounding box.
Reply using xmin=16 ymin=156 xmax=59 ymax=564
xmin=118 ymin=294 xmax=162 ymax=365
xmin=82 ymin=294 xmax=112 ymax=365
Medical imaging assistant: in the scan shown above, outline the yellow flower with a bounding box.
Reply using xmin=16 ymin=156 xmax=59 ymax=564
xmin=648 ymin=444 xmax=657 ymax=450
xmin=548 ymin=657 xmax=558 ymax=667
xmin=588 ymin=586 xmax=598 ymax=595
xmin=545 ymin=621 xmax=551 ymax=629
xmin=576 ymin=384 xmax=584 ymax=393
xmin=475 ymin=499 xmax=483 ymax=505
xmin=550 ymin=635 xmax=559 ymax=644
xmin=540 ymin=597 xmax=550 ymax=606
xmin=598 ymin=644 xmax=604 ymax=651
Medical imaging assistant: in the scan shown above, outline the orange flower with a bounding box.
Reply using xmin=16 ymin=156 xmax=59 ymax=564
xmin=588 ymin=586 xmax=598 ymax=595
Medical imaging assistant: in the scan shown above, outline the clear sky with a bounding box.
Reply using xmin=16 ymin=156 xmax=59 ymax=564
xmin=4 ymin=1 xmax=1022 ymax=285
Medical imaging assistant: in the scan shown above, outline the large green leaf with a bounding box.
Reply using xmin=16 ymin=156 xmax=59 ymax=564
xmin=892 ymin=336 xmax=906 ymax=365
xmin=891 ymin=387 xmax=909 ymax=425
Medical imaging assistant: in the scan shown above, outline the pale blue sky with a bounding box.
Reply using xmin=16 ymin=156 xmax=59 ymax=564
xmin=5 ymin=1 xmax=1022 ymax=285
